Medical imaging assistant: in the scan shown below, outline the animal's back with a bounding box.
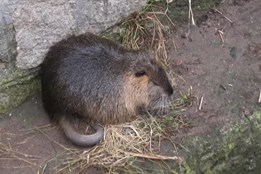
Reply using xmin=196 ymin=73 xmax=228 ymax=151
xmin=41 ymin=34 xmax=132 ymax=123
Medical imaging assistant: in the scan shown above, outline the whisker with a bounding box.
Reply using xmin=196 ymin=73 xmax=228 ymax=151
xmin=148 ymin=95 xmax=172 ymax=116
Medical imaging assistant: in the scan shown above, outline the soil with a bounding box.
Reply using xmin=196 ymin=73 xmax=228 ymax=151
xmin=0 ymin=0 xmax=260 ymax=173
xmin=170 ymin=0 xmax=261 ymax=138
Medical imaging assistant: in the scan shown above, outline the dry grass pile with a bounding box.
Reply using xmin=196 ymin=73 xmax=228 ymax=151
xmin=122 ymin=11 xmax=173 ymax=68
xmin=102 ymin=1 xmax=175 ymax=72
xmin=58 ymin=114 xmax=184 ymax=173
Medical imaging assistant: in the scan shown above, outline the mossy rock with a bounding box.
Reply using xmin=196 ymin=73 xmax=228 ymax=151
xmin=0 ymin=65 xmax=40 ymax=115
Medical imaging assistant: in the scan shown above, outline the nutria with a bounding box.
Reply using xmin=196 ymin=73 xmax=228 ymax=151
xmin=41 ymin=33 xmax=173 ymax=147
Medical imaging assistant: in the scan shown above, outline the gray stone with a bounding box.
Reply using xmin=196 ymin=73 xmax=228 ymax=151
xmin=12 ymin=0 xmax=147 ymax=69
xmin=13 ymin=0 xmax=75 ymax=69
xmin=0 ymin=0 xmax=147 ymax=115
xmin=73 ymin=0 xmax=147 ymax=34
xmin=0 ymin=64 xmax=40 ymax=115
xmin=0 ymin=1 xmax=17 ymax=63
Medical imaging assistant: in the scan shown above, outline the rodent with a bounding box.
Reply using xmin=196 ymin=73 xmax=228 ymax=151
xmin=41 ymin=33 xmax=173 ymax=147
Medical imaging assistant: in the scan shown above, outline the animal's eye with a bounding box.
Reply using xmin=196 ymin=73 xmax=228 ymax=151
xmin=135 ymin=71 xmax=146 ymax=77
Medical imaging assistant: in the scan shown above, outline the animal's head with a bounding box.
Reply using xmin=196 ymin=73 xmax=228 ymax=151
xmin=123 ymin=51 xmax=173 ymax=115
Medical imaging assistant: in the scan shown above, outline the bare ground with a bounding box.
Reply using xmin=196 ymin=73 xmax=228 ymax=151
xmin=0 ymin=0 xmax=260 ymax=173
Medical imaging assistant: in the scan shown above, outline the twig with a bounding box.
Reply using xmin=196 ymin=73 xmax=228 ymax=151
xmin=147 ymin=12 xmax=175 ymax=27
xmin=199 ymin=96 xmax=204 ymax=110
xmin=188 ymin=0 xmax=196 ymax=25
xmin=36 ymin=128 xmax=76 ymax=152
xmin=214 ymin=8 xmax=233 ymax=23
xmin=0 ymin=143 xmax=38 ymax=166
xmin=125 ymin=152 xmax=183 ymax=162
xmin=172 ymin=38 xmax=178 ymax=52
xmin=218 ymin=29 xmax=225 ymax=43
xmin=166 ymin=0 xmax=173 ymax=4
xmin=258 ymin=89 xmax=261 ymax=103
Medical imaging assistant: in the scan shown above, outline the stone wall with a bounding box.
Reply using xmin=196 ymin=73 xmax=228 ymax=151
xmin=0 ymin=0 xmax=147 ymax=115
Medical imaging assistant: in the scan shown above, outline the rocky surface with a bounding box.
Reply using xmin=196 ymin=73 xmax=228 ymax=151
xmin=0 ymin=1 xmax=17 ymax=63
xmin=0 ymin=0 xmax=147 ymax=115
xmin=12 ymin=0 xmax=147 ymax=69
xmin=0 ymin=65 xmax=40 ymax=114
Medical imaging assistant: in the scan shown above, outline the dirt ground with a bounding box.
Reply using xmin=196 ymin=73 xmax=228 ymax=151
xmin=170 ymin=0 xmax=261 ymax=138
xmin=0 ymin=0 xmax=260 ymax=173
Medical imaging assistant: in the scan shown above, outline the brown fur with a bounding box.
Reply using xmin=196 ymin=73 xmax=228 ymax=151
xmin=41 ymin=33 xmax=173 ymax=147
xmin=124 ymin=74 xmax=150 ymax=114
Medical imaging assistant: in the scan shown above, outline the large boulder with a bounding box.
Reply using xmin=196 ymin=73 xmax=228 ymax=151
xmin=13 ymin=0 xmax=147 ymax=69
xmin=0 ymin=0 xmax=147 ymax=115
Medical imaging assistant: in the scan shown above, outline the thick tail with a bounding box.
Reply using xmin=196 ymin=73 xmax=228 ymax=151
xmin=60 ymin=116 xmax=104 ymax=147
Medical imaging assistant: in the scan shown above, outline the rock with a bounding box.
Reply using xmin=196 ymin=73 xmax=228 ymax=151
xmin=0 ymin=0 xmax=147 ymax=115
xmin=73 ymin=0 xmax=147 ymax=34
xmin=13 ymin=0 xmax=75 ymax=69
xmin=12 ymin=0 xmax=147 ymax=69
xmin=0 ymin=64 xmax=40 ymax=115
xmin=0 ymin=2 xmax=17 ymax=63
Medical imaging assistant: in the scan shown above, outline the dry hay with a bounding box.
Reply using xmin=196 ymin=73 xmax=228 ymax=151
xmin=100 ymin=0 xmax=176 ymax=73
xmin=57 ymin=113 xmax=184 ymax=173
xmin=120 ymin=8 xmax=174 ymax=69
